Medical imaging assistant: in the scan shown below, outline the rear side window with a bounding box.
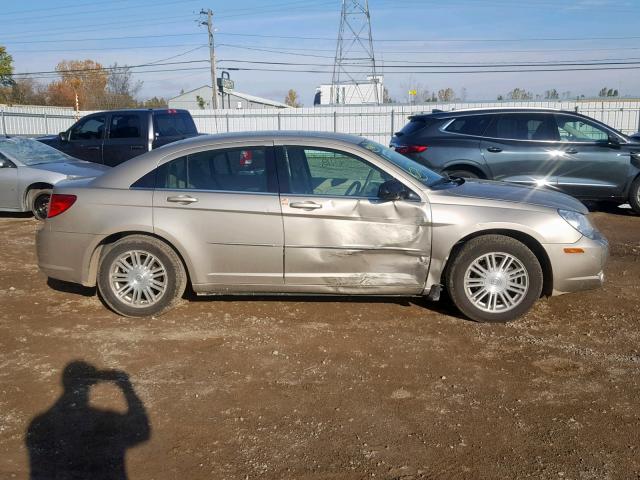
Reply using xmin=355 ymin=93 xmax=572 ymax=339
xmin=444 ymin=115 xmax=491 ymax=136
xmin=132 ymin=147 xmax=274 ymax=193
xmin=484 ymin=113 xmax=559 ymax=141
xmin=109 ymin=114 xmax=142 ymax=139
xmin=153 ymin=111 xmax=197 ymax=137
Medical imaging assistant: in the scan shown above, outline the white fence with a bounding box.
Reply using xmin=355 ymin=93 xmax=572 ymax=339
xmin=2 ymin=100 xmax=640 ymax=144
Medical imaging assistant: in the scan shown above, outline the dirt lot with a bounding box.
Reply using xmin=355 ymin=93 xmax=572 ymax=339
xmin=0 ymin=210 xmax=639 ymax=479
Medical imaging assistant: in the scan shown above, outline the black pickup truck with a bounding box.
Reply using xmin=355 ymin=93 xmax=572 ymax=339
xmin=38 ymin=109 xmax=198 ymax=167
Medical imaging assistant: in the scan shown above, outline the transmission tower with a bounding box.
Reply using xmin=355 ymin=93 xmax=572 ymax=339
xmin=331 ymin=0 xmax=380 ymax=105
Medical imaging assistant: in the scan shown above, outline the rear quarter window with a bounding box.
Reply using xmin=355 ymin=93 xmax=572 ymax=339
xmin=444 ymin=115 xmax=491 ymax=136
xmin=396 ymin=118 xmax=432 ymax=137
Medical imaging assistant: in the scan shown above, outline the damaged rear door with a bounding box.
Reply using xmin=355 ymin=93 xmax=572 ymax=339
xmin=275 ymin=143 xmax=431 ymax=294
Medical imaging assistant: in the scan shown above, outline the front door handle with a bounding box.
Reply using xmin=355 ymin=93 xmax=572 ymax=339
xmin=130 ymin=145 xmax=145 ymax=150
xmin=290 ymin=201 xmax=322 ymax=210
xmin=486 ymin=146 xmax=502 ymax=153
xmin=565 ymin=148 xmax=578 ymax=154
xmin=86 ymin=146 xmax=100 ymax=151
xmin=167 ymin=195 xmax=198 ymax=204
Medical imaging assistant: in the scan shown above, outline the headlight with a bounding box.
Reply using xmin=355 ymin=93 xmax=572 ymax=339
xmin=558 ymin=209 xmax=598 ymax=239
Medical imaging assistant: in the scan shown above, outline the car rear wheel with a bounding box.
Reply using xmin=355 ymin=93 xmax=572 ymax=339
xmin=446 ymin=235 xmax=543 ymax=322
xmin=30 ymin=189 xmax=52 ymax=220
xmin=97 ymin=235 xmax=187 ymax=317
xmin=445 ymin=168 xmax=480 ymax=179
xmin=629 ymin=176 xmax=640 ymax=214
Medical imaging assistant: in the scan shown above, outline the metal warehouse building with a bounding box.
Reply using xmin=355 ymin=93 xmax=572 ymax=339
xmin=168 ymin=85 xmax=289 ymax=110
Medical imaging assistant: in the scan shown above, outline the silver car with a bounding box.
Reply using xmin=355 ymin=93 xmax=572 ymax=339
xmin=36 ymin=132 xmax=608 ymax=322
xmin=0 ymin=137 xmax=109 ymax=219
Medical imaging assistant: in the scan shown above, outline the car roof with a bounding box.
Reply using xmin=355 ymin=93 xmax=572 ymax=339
xmin=84 ymin=108 xmax=191 ymax=115
xmin=159 ymin=130 xmax=366 ymax=148
xmin=409 ymin=107 xmax=572 ymax=120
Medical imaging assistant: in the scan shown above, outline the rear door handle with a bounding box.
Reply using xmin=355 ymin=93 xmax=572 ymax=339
xmin=290 ymin=201 xmax=322 ymax=210
xmin=130 ymin=145 xmax=145 ymax=150
xmin=167 ymin=195 xmax=198 ymax=204
xmin=486 ymin=146 xmax=502 ymax=153
xmin=86 ymin=146 xmax=100 ymax=151
xmin=565 ymin=148 xmax=578 ymax=154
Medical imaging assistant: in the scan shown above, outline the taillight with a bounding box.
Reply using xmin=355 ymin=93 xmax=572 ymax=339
xmin=395 ymin=145 xmax=428 ymax=154
xmin=47 ymin=194 xmax=77 ymax=218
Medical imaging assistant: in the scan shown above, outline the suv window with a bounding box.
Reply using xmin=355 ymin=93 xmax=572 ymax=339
xmin=143 ymin=147 xmax=271 ymax=193
xmin=281 ymin=146 xmax=391 ymax=197
xmin=396 ymin=118 xmax=431 ymax=137
xmin=445 ymin=115 xmax=491 ymax=136
xmin=485 ymin=113 xmax=559 ymax=141
xmin=70 ymin=115 xmax=105 ymax=141
xmin=153 ymin=111 xmax=197 ymax=137
xmin=109 ymin=114 xmax=142 ymax=139
xmin=555 ymin=115 xmax=609 ymax=142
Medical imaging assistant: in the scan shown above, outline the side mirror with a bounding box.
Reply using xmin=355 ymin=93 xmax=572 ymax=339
xmin=608 ymin=134 xmax=621 ymax=146
xmin=59 ymin=131 xmax=69 ymax=142
xmin=378 ymin=179 xmax=408 ymax=201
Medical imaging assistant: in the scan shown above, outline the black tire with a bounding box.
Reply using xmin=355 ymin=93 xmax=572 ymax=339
xmin=29 ymin=189 xmax=52 ymax=220
xmin=97 ymin=235 xmax=187 ymax=317
xmin=445 ymin=169 xmax=480 ymax=179
xmin=629 ymin=176 xmax=640 ymax=214
xmin=445 ymin=235 xmax=543 ymax=323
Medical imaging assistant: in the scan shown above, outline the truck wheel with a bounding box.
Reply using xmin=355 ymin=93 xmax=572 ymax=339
xmin=630 ymin=176 xmax=640 ymax=214
xmin=446 ymin=235 xmax=543 ymax=323
xmin=30 ymin=189 xmax=52 ymax=220
xmin=97 ymin=235 xmax=187 ymax=317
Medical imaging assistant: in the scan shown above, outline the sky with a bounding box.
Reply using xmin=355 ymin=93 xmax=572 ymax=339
xmin=3 ymin=0 xmax=640 ymax=106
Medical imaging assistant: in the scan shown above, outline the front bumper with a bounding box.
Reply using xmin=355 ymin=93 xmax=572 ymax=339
xmin=543 ymin=234 xmax=609 ymax=295
xmin=36 ymin=226 xmax=104 ymax=286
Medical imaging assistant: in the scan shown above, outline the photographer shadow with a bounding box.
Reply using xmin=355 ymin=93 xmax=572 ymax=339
xmin=26 ymin=361 xmax=150 ymax=480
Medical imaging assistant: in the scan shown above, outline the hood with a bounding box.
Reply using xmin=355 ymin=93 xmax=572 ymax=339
xmin=438 ymin=178 xmax=588 ymax=214
xmin=29 ymin=161 xmax=110 ymax=179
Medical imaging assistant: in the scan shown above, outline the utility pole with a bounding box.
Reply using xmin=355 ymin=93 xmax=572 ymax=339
xmin=200 ymin=8 xmax=218 ymax=109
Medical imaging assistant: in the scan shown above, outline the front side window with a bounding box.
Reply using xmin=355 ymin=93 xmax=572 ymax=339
xmin=555 ymin=115 xmax=609 ymax=143
xmin=281 ymin=146 xmax=392 ymax=197
xmin=70 ymin=115 xmax=105 ymax=141
xmin=151 ymin=147 xmax=271 ymax=193
xmin=109 ymin=114 xmax=142 ymax=139
xmin=485 ymin=113 xmax=559 ymax=141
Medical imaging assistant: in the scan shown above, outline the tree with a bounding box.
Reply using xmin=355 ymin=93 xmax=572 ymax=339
xmin=437 ymin=87 xmax=455 ymax=102
xmin=382 ymin=87 xmax=394 ymax=104
xmin=544 ymin=89 xmax=559 ymax=100
xmin=141 ymin=96 xmax=167 ymax=108
xmin=497 ymin=94 xmax=504 ymax=101
xmin=195 ymin=95 xmax=206 ymax=109
xmin=0 ymin=78 xmax=47 ymax=105
xmin=284 ymin=89 xmax=301 ymax=107
xmin=507 ymin=88 xmax=533 ymax=100
xmin=598 ymin=87 xmax=608 ymax=97
xmin=46 ymin=59 xmax=108 ymax=109
xmin=104 ymin=63 xmax=142 ymax=109
xmin=0 ymin=46 xmax=13 ymax=87
xmin=459 ymin=87 xmax=468 ymax=102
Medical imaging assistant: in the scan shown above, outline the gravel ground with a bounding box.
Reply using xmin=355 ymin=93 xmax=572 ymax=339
xmin=0 ymin=209 xmax=639 ymax=479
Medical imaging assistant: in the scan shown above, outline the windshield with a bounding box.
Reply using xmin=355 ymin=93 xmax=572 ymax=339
xmin=358 ymin=139 xmax=444 ymax=187
xmin=0 ymin=137 xmax=75 ymax=165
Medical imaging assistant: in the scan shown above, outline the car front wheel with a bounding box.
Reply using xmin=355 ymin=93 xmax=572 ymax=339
xmin=97 ymin=235 xmax=187 ymax=317
xmin=446 ymin=235 xmax=543 ymax=322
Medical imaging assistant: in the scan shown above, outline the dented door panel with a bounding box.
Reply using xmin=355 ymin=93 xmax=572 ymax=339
xmin=281 ymin=195 xmax=431 ymax=292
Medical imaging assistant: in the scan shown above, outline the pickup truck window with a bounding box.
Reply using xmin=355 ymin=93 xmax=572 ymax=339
xmin=153 ymin=112 xmax=197 ymax=137
xmin=109 ymin=114 xmax=142 ymax=139
xmin=70 ymin=116 xmax=105 ymax=141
